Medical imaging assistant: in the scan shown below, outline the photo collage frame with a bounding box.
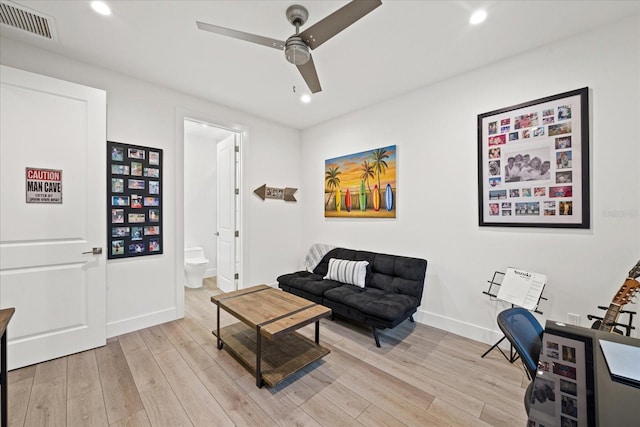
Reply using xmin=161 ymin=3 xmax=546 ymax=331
xmin=527 ymin=326 xmax=596 ymax=426
xmin=107 ymin=141 xmax=163 ymax=259
xmin=477 ymin=88 xmax=590 ymax=228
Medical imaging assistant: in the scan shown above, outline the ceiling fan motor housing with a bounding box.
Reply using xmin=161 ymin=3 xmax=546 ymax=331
xmin=285 ymin=36 xmax=310 ymax=65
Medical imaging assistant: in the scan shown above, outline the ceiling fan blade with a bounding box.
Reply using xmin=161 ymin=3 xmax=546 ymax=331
xmin=297 ymin=55 xmax=322 ymax=93
xmin=300 ymin=0 xmax=382 ymax=50
xmin=196 ymin=21 xmax=285 ymax=51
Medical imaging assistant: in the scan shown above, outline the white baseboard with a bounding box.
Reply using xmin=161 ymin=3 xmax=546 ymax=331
xmin=414 ymin=308 xmax=503 ymax=346
xmin=104 ymin=299 xmax=503 ymax=347
xmin=107 ymin=307 xmax=177 ymax=338
xmin=204 ymin=268 xmax=216 ymax=278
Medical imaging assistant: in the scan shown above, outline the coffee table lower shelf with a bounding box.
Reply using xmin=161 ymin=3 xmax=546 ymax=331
xmin=213 ymin=322 xmax=330 ymax=387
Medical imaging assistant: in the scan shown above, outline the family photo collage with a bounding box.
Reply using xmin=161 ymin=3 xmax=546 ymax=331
xmin=486 ymin=106 xmax=574 ymax=216
xmin=108 ymin=141 xmax=163 ymax=259
xmin=478 ymin=88 xmax=588 ymax=228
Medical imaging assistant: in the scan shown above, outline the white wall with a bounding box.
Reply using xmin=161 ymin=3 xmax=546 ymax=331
xmin=184 ymin=125 xmax=218 ymax=278
xmin=0 ymin=37 xmax=303 ymax=337
xmin=300 ymin=16 xmax=640 ymax=341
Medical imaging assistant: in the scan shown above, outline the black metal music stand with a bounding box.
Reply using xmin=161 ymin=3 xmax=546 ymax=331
xmin=481 ymin=270 xmax=547 ymax=364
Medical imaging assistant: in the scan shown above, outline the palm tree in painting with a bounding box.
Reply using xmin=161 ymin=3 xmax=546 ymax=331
xmin=371 ymin=147 xmax=389 ymax=189
xmin=360 ymin=160 xmax=375 ymax=193
xmin=325 ymin=166 xmax=341 ymax=209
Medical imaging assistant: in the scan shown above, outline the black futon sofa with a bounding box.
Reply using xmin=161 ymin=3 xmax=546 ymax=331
xmin=277 ymin=247 xmax=428 ymax=347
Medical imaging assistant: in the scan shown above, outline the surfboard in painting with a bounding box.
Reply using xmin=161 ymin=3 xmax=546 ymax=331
xmin=373 ymin=185 xmax=380 ymax=211
xmin=385 ymin=183 xmax=394 ymax=211
xmin=359 ymin=180 xmax=367 ymax=211
xmin=335 ymin=187 xmax=341 ymax=212
xmin=345 ymin=188 xmax=352 ymax=212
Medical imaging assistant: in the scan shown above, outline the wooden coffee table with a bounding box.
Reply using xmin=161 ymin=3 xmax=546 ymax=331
xmin=211 ymin=285 xmax=331 ymax=388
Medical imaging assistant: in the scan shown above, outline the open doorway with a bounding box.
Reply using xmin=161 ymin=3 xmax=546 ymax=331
xmin=183 ymin=118 xmax=241 ymax=294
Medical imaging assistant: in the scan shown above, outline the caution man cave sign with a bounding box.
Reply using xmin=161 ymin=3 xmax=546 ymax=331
xmin=26 ymin=167 xmax=63 ymax=204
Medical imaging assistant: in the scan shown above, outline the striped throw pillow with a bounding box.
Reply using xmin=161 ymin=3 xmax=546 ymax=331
xmin=324 ymin=258 xmax=369 ymax=288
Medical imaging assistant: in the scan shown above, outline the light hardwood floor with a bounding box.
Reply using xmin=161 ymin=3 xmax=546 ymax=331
xmin=7 ymin=278 xmax=529 ymax=426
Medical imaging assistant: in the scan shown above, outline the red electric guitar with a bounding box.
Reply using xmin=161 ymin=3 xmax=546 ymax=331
xmin=592 ymin=260 xmax=640 ymax=333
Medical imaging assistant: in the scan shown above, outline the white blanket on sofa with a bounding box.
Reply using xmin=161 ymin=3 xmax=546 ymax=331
xmin=305 ymin=243 xmax=336 ymax=272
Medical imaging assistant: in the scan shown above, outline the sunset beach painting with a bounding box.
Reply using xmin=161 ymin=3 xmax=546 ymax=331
xmin=325 ymin=145 xmax=396 ymax=218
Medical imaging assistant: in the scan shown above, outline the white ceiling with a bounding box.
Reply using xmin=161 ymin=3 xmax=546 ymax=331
xmin=2 ymin=1 xmax=638 ymax=130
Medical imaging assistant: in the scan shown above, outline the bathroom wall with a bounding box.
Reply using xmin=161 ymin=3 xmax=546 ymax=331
xmin=183 ymin=120 xmax=220 ymax=278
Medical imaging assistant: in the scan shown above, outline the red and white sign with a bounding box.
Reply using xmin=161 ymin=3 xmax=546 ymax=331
xmin=26 ymin=167 xmax=63 ymax=204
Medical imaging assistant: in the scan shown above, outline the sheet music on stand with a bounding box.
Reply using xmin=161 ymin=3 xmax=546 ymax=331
xmin=497 ymin=268 xmax=547 ymax=311
xmin=481 ymin=268 xmax=548 ymax=362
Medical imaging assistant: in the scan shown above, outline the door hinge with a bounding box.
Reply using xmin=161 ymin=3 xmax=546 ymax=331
xmin=235 ymin=188 xmax=239 ymax=195
xmin=234 ymin=230 xmax=239 ymax=237
xmin=234 ymin=146 xmax=239 ymax=152
xmin=234 ymin=273 xmax=239 ymax=280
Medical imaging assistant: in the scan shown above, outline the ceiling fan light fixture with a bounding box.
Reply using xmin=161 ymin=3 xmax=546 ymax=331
xmin=284 ymin=36 xmax=310 ymax=65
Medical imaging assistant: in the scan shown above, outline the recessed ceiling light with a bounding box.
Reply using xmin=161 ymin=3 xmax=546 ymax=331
xmin=469 ymin=10 xmax=487 ymax=25
xmin=300 ymin=94 xmax=311 ymax=104
xmin=91 ymin=1 xmax=112 ymax=16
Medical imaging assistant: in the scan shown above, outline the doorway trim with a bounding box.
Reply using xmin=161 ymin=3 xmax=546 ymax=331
xmin=175 ymin=108 xmax=245 ymax=318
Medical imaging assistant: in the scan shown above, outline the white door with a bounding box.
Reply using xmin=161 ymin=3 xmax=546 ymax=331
xmin=216 ymin=134 xmax=236 ymax=293
xmin=0 ymin=66 xmax=106 ymax=370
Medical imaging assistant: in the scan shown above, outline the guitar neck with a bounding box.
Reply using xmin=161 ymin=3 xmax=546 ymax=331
xmin=599 ymin=303 xmax=622 ymax=332
xmin=597 ymin=264 xmax=640 ymax=333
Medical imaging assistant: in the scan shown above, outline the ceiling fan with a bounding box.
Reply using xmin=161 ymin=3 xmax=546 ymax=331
xmin=196 ymin=0 xmax=382 ymax=94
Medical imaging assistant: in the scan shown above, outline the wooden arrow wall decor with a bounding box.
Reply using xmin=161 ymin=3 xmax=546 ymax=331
xmin=254 ymin=184 xmax=297 ymax=202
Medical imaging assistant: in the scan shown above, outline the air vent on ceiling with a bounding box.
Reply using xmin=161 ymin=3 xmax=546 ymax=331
xmin=0 ymin=1 xmax=57 ymax=40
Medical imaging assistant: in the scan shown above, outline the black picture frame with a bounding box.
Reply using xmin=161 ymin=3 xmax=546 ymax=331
xmin=107 ymin=141 xmax=163 ymax=259
xmin=477 ymin=87 xmax=590 ymax=228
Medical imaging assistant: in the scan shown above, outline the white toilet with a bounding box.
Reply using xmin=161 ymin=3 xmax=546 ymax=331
xmin=184 ymin=247 xmax=209 ymax=288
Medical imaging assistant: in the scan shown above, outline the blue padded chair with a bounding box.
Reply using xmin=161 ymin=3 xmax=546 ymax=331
xmin=497 ymin=307 xmax=544 ymax=414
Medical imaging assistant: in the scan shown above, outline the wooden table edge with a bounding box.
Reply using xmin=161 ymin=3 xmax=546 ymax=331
xmin=0 ymin=308 xmax=15 ymax=336
xmin=260 ymin=306 xmax=332 ymax=339
xmin=210 ymin=284 xmax=270 ymax=304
